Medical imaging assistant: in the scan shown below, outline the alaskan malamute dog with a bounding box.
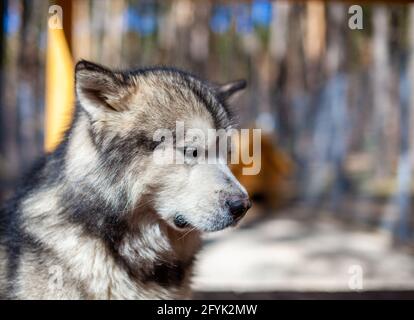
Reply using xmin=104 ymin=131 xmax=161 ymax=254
xmin=0 ymin=60 xmax=251 ymax=299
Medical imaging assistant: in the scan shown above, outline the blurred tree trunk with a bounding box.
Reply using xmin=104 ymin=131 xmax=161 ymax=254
xmin=18 ymin=0 xmax=38 ymax=170
xmin=0 ymin=0 xmax=6 ymax=155
xmin=91 ymin=0 xmax=105 ymax=62
xmin=72 ymin=0 xmax=91 ymax=61
xmin=321 ymin=4 xmax=348 ymax=208
xmin=0 ymin=0 xmax=6 ymax=201
xmin=392 ymin=6 xmax=414 ymax=242
xmin=285 ymin=4 xmax=306 ymax=157
xmin=305 ymin=1 xmax=325 ymax=88
xmin=408 ymin=6 xmax=414 ymax=240
xmin=102 ymin=0 xmax=125 ymax=66
xmin=372 ymin=7 xmax=393 ymax=179
xmin=269 ymin=2 xmax=289 ymax=145
xmin=3 ymin=0 xmax=21 ymax=183
xmin=55 ymin=0 xmax=72 ymax=51
xmin=170 ymin=0 xmax=194 ymax=68
xmin=189 ymin=0 xmax=211 ymax=75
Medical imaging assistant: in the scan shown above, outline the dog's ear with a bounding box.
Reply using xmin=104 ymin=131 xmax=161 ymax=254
xmin=216 ymin=79 xmax=247 ymax=102
xmin=75 ymin=60 xmax=133 ymax=117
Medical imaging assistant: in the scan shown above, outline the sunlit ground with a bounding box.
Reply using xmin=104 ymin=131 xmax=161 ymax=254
xmin=193 ymin=205 xmax=414 ymax=293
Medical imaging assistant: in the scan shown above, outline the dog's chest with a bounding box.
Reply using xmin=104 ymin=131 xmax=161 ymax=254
xmin=109 ymin=228 xmax=201 ymax=299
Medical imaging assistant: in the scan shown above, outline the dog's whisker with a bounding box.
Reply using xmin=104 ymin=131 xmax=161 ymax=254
xmin=117 ymin=198 xmax=156 ymax=215
xmin=178 ymin=226 xmax=197 ymax=241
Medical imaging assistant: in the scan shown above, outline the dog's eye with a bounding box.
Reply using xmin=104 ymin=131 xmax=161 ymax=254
xmin=184 ymin=147 xmax=198 ymax=158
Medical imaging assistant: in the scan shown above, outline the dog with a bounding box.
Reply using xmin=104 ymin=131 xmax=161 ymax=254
xmin=0 ymin=60 xmax=251 ymax=299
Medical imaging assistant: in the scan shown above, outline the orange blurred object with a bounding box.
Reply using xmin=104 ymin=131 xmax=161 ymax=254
xmin=231 ymin=131 xmax=293 ymax=208
xmin=44 ymin=5 xmax=74 ymax=152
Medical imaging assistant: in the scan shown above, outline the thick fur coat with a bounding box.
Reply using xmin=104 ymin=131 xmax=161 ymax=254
xmin=0 ymin=61 xmax=249 ymax=299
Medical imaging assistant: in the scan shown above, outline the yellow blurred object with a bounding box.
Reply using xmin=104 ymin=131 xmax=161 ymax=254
xmin=44 ymin=26 xmax=74 ymax=152
xmin=231 ymin=131 xmax=293 ymax=208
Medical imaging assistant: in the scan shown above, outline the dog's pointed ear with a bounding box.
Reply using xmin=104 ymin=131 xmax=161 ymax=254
xmin=75 ymin=60 xmax=133 ymax=117
xmin=216 ymin=79 xmax=247 ymax=102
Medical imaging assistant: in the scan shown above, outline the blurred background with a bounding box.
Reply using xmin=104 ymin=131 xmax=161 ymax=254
xmin=1 ymin=0 xmax=414 ymax=298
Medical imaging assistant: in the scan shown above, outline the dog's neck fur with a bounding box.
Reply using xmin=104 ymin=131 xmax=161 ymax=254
xmin=22 ymin=110 xmax=202 ymax=298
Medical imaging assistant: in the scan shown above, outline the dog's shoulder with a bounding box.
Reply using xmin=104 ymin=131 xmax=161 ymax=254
xmin=0 ymin=152 xmax=63 ymax=298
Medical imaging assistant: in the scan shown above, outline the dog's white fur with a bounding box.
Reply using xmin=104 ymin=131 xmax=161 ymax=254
xmin=0 ymin=61 xmax=249 ymax=299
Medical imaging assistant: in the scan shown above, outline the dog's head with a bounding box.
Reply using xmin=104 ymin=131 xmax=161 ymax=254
xmin=74 ymin=60 xmax=251 ymax=232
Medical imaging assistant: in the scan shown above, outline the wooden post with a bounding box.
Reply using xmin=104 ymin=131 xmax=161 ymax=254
xmin=44 ymin=0 xmax=74 ymax=152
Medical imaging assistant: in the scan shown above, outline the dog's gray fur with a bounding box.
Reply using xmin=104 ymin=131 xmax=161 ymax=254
xmin=0 ymin=61 xmax=249 ymax=299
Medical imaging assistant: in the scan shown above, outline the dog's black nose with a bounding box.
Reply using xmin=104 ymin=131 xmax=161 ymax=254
xmin=226 ymin=197 xmax=252 ymax=219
